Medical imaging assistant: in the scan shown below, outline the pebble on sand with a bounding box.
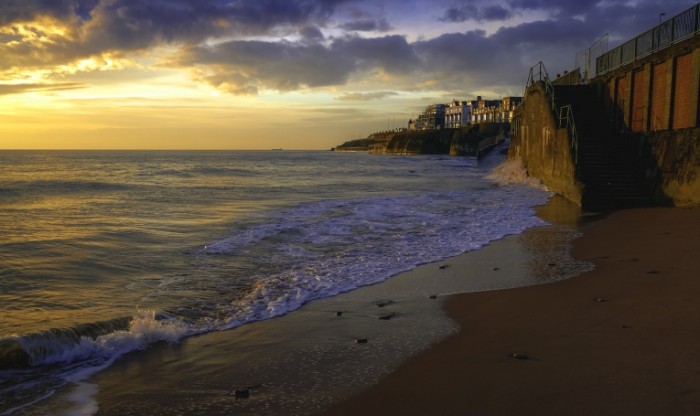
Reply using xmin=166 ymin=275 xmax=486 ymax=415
xmin=233 ymin=389 xmax=250 ymax=399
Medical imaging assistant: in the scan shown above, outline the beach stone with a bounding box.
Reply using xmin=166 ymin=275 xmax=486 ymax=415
xmin=428 ymin=294 xmax=437 ymax=299
xmin=438 ymin=265 xmax=450 ymax=269
xmin=233 ymin=389 xmax=250 ymax=399
xmin=355 ymin=337 xmax=368 ymax=344
xmin=510 ymin=352 xmax=529 ymax=360
xmin=492 ymin=267 xmax=500 ymax=271
xmin=594 ymin=297 xmax=607 ymax=303
xmin=375 ymin=300 xmax=393 ymax=307
xmin=378 ymin=312 xmax=397 ymax=320
xmin=336 ymin=311 xmax=343 ymax=317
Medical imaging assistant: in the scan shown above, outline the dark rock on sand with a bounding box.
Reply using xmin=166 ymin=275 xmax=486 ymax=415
xmin=233 ymin=389 xmax=250 ymax=399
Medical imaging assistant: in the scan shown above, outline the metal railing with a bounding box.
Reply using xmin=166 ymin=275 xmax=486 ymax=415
xmin=520 ymin=62 xmax=582 ymax=167
xmin=477 ymin=134 xmax=503 ymax=154
xmin=559 ymin=105 xmax=579 ymax=166
xmin=596 ymin=4 xmax=700 ymax=75
xmin=525 ymin=61 xmax=557 ymax=116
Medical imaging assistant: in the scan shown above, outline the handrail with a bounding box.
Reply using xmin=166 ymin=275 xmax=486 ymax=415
xmin=521 ymin=62 xmax=581 ymax=167
xmin=559 ymin=105 xmax=579 ymax=166
xmin=477 ymin=135 xmax=499 ymax=152
xmin=525 ymin=61 xmax=557 ymax=116
xmin=596 ymin=3 xmax=700 ymax=75
xmin=476 ymin=133 xmax=505 ymax=157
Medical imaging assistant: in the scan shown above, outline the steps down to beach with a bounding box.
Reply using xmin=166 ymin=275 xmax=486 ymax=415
xmin=553 ymin=85 xmax=652 ymax=210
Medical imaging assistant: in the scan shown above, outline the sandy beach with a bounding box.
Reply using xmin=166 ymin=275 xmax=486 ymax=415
xmin=321 ymin=206 xmax=700 ymax=416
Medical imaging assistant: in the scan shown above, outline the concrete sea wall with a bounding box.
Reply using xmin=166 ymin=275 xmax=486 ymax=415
xmin=507 ymin=83 xmax=583 ymax=204
xmin=638 ymin=128 xmax=700 ymax=207
xmin=510 ymin=32 xmax=700 ymax=208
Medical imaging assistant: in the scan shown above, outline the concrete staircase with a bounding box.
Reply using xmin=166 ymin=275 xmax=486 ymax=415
xmin=553 ymin=85 xmax=651 ymax=210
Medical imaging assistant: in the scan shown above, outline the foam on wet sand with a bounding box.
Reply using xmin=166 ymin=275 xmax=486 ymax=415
xmin=321 ymin=206 xmax=700 ymax=416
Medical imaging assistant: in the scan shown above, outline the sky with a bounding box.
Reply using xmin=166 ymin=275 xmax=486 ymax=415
xmin=0 ymin=0 xmax=696 ymax=150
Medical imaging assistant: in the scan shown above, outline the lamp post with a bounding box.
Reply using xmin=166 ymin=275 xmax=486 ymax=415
xmin=659 ymin=12 xmax=666 ymax=24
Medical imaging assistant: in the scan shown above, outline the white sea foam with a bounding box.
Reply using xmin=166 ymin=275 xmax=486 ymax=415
xmin=61 ymin=382 xmax=99 ymax=416
xmin=486 ymin=158 xmax=548 ymax=190
xmin=201 ymin=185 xmax=551 ymax=334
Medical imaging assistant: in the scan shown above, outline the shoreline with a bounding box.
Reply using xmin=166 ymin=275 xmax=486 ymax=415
xmin=81 ymin=197 xmax=588 ymax=416
xmin=320 ymin=206 xmax=700 ymax=415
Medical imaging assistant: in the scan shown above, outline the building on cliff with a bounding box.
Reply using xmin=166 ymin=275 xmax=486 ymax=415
xmin=409 ymin=96 xmax=522 ymax=131
xmin=445 ymin=100 xmax=472 ymax=128
xmin=415 ymin=104 xmax=446 ymax=130
xmin=470 ymin=97 xmax=522 ymax=124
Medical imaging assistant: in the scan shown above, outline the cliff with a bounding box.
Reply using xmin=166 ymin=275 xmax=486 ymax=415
xmin=332 ymin=138 xmax=374 ymax=152
xmin=335 ymin=123 xmax=508 ymax=156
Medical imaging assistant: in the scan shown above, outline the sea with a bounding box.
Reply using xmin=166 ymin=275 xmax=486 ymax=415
xmin=0 ymin=148 xmax=584 ymax=415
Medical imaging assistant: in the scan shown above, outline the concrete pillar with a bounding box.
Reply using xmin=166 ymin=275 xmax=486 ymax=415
xmin=690 ymin=47 xmax=700 ymax=127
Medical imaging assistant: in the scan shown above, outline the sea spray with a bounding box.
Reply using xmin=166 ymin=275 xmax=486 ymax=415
xmin=487 ymin=158 xmax=548 ymax=189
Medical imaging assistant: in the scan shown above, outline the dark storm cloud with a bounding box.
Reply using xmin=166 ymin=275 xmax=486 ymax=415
xmin=493 ymin=18 xmax=591 ymax=46
xmin=0 ymin=0 xmax=349 ymax=68
xmin=334 ymin=35 xmax=420 ymax=73
xmin=506 ymin=0 xmax=595 ymax=16
xmin=81 ymin=0 xmax=348 ymax=53
xmin=181 ymin=34 xmax=420 ymax=94
xmin=0 ymin=0 xmax=342 ymax=29
xmin=440 ymin=5 xmax=477 ymax=22
xmin=0 ymin=0 xmax=97 ymax=25
xmin=412 ymin=30 xmax=516 ymax=87
xmin=183 ymin=40 xmax=355 ymax=94
xmin=2 ymin=0 xmax=698 ymax=96
xmin=440 ymin=4 xmax=511 ymax=22
xmin=339 ymin=18 xmax=392 ymax=32
xmin=155 ymin=0 xmax=699 ymax=95
xmin=299 ymin=25 xmax=325 ymax=41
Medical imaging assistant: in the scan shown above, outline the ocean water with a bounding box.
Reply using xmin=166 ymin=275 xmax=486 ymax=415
xmin=0 ymin=148 xmax=553 ymax=415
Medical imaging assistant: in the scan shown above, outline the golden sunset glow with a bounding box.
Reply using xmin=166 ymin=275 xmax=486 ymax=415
xmin=1 ymin=0 xmax=690 ymax=149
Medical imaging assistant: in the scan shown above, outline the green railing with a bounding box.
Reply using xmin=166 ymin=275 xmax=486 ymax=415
xmin=596 ymin=3 xmax=700 ymax=75
xmin=559 ymin=105 xmax=579 ymax=166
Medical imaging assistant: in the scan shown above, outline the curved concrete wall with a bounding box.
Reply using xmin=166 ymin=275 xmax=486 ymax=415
xmin=508 ymin=82 xmax=583 ymax=204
